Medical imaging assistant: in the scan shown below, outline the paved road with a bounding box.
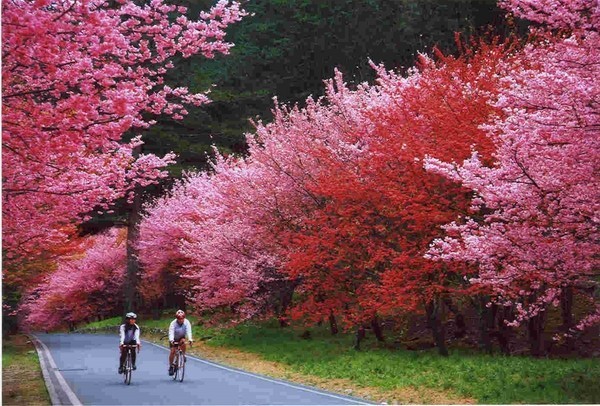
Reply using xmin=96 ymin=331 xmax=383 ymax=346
xmin=33 ymin=333 xmax=369 ymax=405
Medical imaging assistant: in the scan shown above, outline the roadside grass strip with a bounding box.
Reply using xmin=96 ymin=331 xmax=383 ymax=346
xmin=2 ymin=334 xmax=51 ymax=406
xmin=200 ymin=322 xmax=600 ymax=404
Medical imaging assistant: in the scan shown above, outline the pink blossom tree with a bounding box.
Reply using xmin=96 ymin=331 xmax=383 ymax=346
xmin=138 ymin=149 xmax=311 ymax=322
xmin=137 ymin=76 xmax=376 ymax=321
xmin=22 ymin=228 xmax=127 ymax=330
xmin=2 ymin=0 xmax=245 ymax=265
xmin=426 ymin=0 xmax=600 ymax=354
xmin=136 ymin=172 xmax=220 ymax=311
xmin=499 ymin=0 xmax=598 ymax=30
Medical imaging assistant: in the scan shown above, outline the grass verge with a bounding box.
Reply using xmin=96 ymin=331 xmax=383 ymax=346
xmin=2 ymin=334 xmax=51 ymax=406
xmin=80 ymin=316 xmax=600 ymax=404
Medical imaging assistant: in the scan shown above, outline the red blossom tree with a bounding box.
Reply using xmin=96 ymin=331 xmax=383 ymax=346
xmin=280 ymin=42 xmax=515 ymax=353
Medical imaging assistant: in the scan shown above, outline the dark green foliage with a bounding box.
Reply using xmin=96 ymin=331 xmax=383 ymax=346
xmin=2 ymin=285 xmax=20 ymax=338
xmin=144 ymin=0 xmax=504 ymax=170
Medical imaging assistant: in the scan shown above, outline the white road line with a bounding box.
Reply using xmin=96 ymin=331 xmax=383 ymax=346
xmin=144 ymin=340 xmax=370 ymax=405
xmin=29 ymin=335 xmax=61 ymax=405
xmin=31 ymin=334 xmax=82 ymax=406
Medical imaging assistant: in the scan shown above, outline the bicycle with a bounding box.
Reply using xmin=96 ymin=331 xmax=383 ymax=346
xmin=121 ymin=345 xmax=138 ymax=385
xmin=171 ymin=340 xmax=191 ymax=382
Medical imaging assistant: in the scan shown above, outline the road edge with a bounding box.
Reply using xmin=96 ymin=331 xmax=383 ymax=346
xmin=29 ymin=334 xmax=82 ymax=406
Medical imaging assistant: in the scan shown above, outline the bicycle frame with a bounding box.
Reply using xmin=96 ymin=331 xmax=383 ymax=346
xmin=121 ymin=345 xmax=137 ymax=385
xmin=171 ymin=341 xmax=187 ymax=382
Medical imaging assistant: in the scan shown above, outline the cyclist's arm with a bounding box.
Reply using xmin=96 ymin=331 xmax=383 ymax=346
xmin=135 ymin=324 xmax=141 ymax=345
xmin=119 ymin=324 xmax=125 ymax=346
xmin=168 ymin=320 xmax=175 ymax=342
xmin=185 ymin=319 xmax=193 ymax=342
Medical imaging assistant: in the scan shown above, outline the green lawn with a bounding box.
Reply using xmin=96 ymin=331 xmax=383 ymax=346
xmin=202 ymin=322 xmax=600 ymax=404
xmin=81 ymin=316 xmax=600 ymax=404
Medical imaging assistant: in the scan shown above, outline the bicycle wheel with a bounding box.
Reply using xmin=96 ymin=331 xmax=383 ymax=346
xmin=178 ymin=350 xmax=185 ymax=382
xmin=124 ymin=350 xmax=132 ymax=385
xmin=172 ymin=352 xmax=179 ymax=381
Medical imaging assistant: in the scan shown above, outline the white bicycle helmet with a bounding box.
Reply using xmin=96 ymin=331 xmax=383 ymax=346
xmin=125 ymin=312 xmax=137 ymax=319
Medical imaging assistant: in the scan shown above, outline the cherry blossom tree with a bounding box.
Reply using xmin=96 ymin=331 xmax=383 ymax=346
xmin=426 ymin=0 xmax=600 ymax=354
xmin=136 ymin=176 xmax=201 ymax=309
xmin=137 ymin=74 xmax=373 ymax=321
xmin=2 ymin=0 xmax=245 ymax=265
xmin=499 ymin=0 xmax=598 ymax=30
xmin=22 ymin=228 xmax=127 ymax=330
xmin=279 ymin=42 xmax=515 ymax=354
xmin=178 ymin=166 xmax=286 ymax=321
xmin=138 ymin=146 xmax=314 ymax=322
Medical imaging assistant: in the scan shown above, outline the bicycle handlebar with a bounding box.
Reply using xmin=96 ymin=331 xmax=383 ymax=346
xmin=121 ymin=344 xmax=140 ymax=353
xmin=171 ymin=340 xmax=192 ymax=347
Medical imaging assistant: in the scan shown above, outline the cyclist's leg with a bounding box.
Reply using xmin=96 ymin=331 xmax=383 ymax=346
xmin=131 ymin=346 xmax=137 ymax=369
xmin=119 ymin=347 xmax=126 ymax=373
xmin=169 ymin=346 xmax=176 ymax=365
xmin=127 ymin=340 xmax=137 ymax=368
xmin=168 ymin=343 xmax=177 ymax=375
xmin=179 ymin=338 xmax=186 ymax=354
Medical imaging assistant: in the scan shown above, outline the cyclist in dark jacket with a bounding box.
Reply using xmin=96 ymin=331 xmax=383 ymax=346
xmin=118 ymin=312 xmax=141 ymax=373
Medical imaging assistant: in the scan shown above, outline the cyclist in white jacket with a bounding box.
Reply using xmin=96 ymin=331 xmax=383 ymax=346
xmin=168 ymin=309 xmax=193 ymax=376
xmin=118 ymin=312 xmax=141 ymax=373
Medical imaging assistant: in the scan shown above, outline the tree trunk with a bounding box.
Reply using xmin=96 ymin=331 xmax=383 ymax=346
xmin=124 ymin=145 xmax=142 ymax=314
xmin=496 ymin=305 xmax=512 ymax=355
xmin=152 ymin=301 xmax=161 ymax=320
xmin=354 ymin=326 xmax=366 ymax=350
xmin=276 ymin=279 xmax=297 ymax=327
xmin=426 ymin=297 xmax=448 ymax=356
xmin=528 ymin=313 xmax=546 ymax=356
xmin=177 ymin=297 xmax=187 ymax=312
xmin=371 ymin=315 xmax=385 ymax=342
xmin=560 ymin=286 xmax=576 ymax=351
xmin=444 ymin=297 xmax=466 ymax=339
xmin=477 ymin=296 xmax=495 ymax=354
xmin=561 ymin=286 xmax=574 ymax=329
xmin=329 ymin=312 xmax=339 ymax=335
